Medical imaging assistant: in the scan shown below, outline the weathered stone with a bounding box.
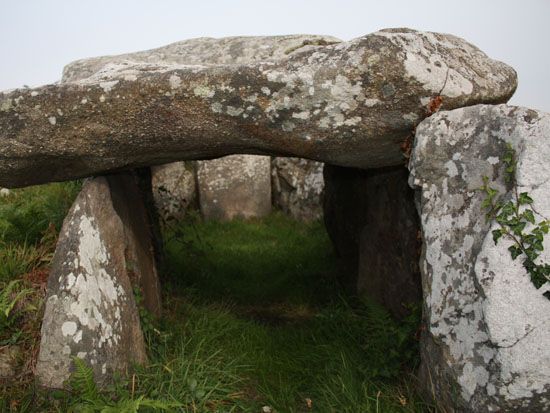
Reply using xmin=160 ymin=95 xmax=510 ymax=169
xmin=409 ymin=104 xmax=550 ymax=412
xmin=323 ymin=165 xmax=421 ymax=317
xmin=0 ymin=346 xmax=20 ymax=379
xmin=271 ymin=157 xmax=324 ymax=221
xmin=0 ymin=30 xmax=516 ymax=188
xmin=36 ymin=172 xmax=162 ymax=388
xmin=356 ymin=168 xmax=421 ymax=319
xmin=197 ymin=155 xmax=271 ymax=220
xmin=108 ymin=171 xmax=162 ymax=317
xmin=151 ymin=161 xmax=196 ymax=223
xmin=323 ymin=165 xmax=372 ymax=289
xmin=61 ymin=35 xmax=342 ymax=83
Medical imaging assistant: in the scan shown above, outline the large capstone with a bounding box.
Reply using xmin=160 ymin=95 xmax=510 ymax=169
xmin=0 ymin=29 xmax=516 ymax=188
xmin=36 ymin=172 xmax=161 ymax=388
xmin=197 ymin=155 xmax=272 ymax=220
xmin=323 ymin=165 xmax=421 ymax=317
xmin=410 ymin=104 xmax=550 ymax=412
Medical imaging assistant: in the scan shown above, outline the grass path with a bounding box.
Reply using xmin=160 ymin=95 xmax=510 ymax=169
xmin=0 ymin=183 xmax=433 ymax=412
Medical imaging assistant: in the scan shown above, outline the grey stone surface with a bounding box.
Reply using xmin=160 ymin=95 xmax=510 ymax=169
xmin=0 ymin=29 xmax=516 ymax=188
xmin=356 ymin=167 xmax=421 ymax=319
xmin=0 ymin=346 xmax=20 ymax=379
xmin=36 ymin=172 xmax=162 ymax=388
xmin=151 ymin=161 xmax=196 ymax=223
xmin=197 ymin=155 xmax=271 ymax=220
xmin=410 ymin=104 xmax=550 ymax=412
xmin=272 ymin=157 xmax=324 ymax=221
xmin=323 ymin=165 xmax=421 ymax=317
xmin=61 ymin=35 xmax=341 ymax=83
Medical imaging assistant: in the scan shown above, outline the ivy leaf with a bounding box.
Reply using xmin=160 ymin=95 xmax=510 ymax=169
xmin=492 ymin=229 xmax=503 ymax=244
xmin=508 ymin=245 xmax=522 ymax=260
xmin=518 ymin=192 xmax=534 ymax=205
xmin=500 ymin=201 xmax=516 ymax=217
xmin=522 ymin=209 xmax=536 ymax=224
xmin=511 ymin=222 xmax=526 ymax=236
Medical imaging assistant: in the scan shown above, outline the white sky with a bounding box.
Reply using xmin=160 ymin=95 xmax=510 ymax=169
xmin=1 ymin=0 xmax=549 ymax=112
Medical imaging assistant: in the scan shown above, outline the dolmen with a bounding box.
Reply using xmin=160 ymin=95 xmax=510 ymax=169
xmin=1 ymin=29 xmax=548 ymax=412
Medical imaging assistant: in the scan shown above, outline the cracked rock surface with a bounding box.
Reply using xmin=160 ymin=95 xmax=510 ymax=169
xmin=0 ymin=29 xmax=516 ymax=188
xmin=410 ymin=104 xmax=550 ymax=412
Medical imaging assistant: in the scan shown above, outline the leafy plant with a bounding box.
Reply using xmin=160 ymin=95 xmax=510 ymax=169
xmin=133 ymin=286 xmax=168 ymax=355
xmin=68 ymin=357 xmax=179 ymax=413
xmin=0 ymin=280 xmax=33 ymax=330
xmin=481 ymin=143 xmax=550 ymax=292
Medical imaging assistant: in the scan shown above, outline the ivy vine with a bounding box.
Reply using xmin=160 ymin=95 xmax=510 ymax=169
xmin=480 ymin=143 xmax=550 ymax=296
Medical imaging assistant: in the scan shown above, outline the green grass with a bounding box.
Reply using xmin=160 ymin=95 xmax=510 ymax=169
xmin=0 ymin=184 xmax=432 ymax=412
xmin=163 ymin=212 xmax=340 ymax=305
xmin=0 ymin=181 xmax=81 ymax=246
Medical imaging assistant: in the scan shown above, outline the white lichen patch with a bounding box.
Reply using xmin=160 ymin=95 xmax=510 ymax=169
xmin=48 ymin=116 xmax=57 ymax=125
xmin=99 ymin=80 xmax=119 ymax=93
xmin=55 ymin=213 xmax=127 ymax=353
xmin=193 ymin=84 xmax=215 ymax=98
xmin=169 ymin=74 xmax=182 ymax=90
xmin=0 ymin=98 xmax=13 ymax=112
xmin=61 ymin=321 xmax=77 ymax=337
xmin=487 ymin=156 xmax=499 ymax=165
xmin=226 ymin=106 xmax=244 ymax=117
xmin=292 ymin=111 xmax=310 ymax=120
xmin=211 ymin=102 xmax=223 ymax=113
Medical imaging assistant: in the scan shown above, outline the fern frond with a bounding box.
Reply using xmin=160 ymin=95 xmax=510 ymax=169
xmin=70 ymin=357 xmax=100 ymax=403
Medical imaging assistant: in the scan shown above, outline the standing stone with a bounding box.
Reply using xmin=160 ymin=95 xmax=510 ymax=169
xmin=323 ymin=165 xmax=421 ymax=317
xmin=271 ymin=157 xmax=324 ymax=221
xmin=197 ymin=155 xmax=271 ymax=220
xmin=151 ymin=161 xmax=196 ymax=223
xmin=107 ymin=172 xmax=162 ymax=317
xmin=36 ymin=171 xmax=161 ymax=388
xmin=356 ymin=167 xmax=421 ymax=319
xmin=410 ymin=104 xmax=550 ymax=412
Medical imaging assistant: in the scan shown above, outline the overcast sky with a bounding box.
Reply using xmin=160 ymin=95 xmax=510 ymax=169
xmin=1 ymin=0 xmax=548 ymax=112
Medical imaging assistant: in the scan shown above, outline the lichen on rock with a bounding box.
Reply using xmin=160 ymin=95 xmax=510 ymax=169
xmin=410 ymin=104 xmax=550 ymax=412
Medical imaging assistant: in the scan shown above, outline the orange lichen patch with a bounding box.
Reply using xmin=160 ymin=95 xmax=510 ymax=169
xmin=426 ymin=95 xmax=443 ymax=115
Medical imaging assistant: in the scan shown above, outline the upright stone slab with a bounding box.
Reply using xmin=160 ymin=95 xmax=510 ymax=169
xmin=151 ymin=161 xmax=196 ymax=223
xmin=410 ymin=104 xmax=550 ymax=412
xmin=356 ymin=167 xmax=421 ymax=318
xmin=272 ymin=157 xmax=324 ymax=221
xmin=36 ymin=172 xmax=161 ymax=388
xmin=323 ymin=165 xmax=421 ymax=317
xmin=197 ymin=155 xmax=271 ymax=220
xmin=108 ymin=172 xmax=162 ymax=317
